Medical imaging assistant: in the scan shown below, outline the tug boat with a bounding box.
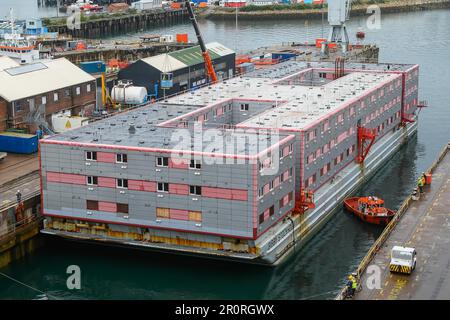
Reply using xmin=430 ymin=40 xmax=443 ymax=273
xmin=344 ymin=196 xmax=395 ymax=226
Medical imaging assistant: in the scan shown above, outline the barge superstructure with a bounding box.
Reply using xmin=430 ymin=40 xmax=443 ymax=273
xmin=39 ymin=59 xmax=420 ymax=265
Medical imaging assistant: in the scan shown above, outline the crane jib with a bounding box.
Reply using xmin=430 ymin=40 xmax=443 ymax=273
xmin=185 ymin=1 xmax=207 ymax=54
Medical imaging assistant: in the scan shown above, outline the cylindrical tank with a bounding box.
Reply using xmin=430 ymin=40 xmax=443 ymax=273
xmin=111 ymin=85 xmax=148 ymax=105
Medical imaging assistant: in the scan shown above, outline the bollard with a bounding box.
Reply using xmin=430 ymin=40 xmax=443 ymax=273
xmin=411 ymin=188 xmax=420 ymax=201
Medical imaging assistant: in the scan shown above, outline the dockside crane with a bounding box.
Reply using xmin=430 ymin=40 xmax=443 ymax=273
xmin=322 ymin=0 xmax=352 ymax=55
xmin=184 ymin=0 xmax=218 ymax=84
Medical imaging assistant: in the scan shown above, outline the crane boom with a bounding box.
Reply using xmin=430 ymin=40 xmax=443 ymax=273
xmin=185 ymin=1 xmax=218 ymax=84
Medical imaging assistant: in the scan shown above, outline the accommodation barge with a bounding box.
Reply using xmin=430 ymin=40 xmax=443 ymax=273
xmin=39 ymin=59 xmax=420 ymax=265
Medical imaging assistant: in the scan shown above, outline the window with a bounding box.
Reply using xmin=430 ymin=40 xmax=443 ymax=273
xmin=86 ymin=176 xmax=98 ymax=185
xmin=86 ymin=151 xmax=97 ymax=161
xmin=258 ymin=187 xmax=264 ymax=198
xmin=117 ymin=203 xmax=129 ymax=214
xmin=203 ymin=113 xmax=208 ymax=121
xmin=289 ymin=143 xmax=293 ymax=154
xmin=64 ymin=89 xmax=71 ymax=97
xmin=41 ymin=96 xmax=47 ymax=105
xmin=188 ymin=211 xmax=202 ymax=222
xmin=117 ymin=179 xmax=128 ymax=189
xmin=240 ymin=103 xmax=249 ymax=111
xmin=86 ymin=200 xmax=98 ymax=211
xmin=190 ymin=185 xmax=202 ymax=196
xmin=157 ymin=182 xmax=169 ymax=192
xmin=116 ymin=153 xmax=127 ymax=163
xmin=76 ymin=86 xmax=81 ymax=95
xmin=269 ymin=205 xmax=274 ymax=217
xmin=53 ymin=92 xmax=59 ymax=102
xmin=190 ymin=159 xmax=202 ymax=169
xmin=156 ymin=207 xmax=169 ymax=218
xmin=86 ymin=84 xmax=91 ymax=92
xmin=14 ymin=102 xmax=23 ymax=112
xmin=156 ymin=157 xmax=169 ymax=167
xmin=259 ymin=213 xmax=264 ymax=224
xmin=269 ymin=181 xmax=274 ymax=191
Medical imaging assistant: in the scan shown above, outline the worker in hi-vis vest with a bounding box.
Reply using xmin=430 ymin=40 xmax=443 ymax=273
xmin=417 ymin=175 xmax=425 ymax=193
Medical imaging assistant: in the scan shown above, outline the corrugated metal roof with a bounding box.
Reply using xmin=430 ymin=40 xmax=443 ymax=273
xmin=141 ymin=42 xmax=234 ymax=72
xmin=141 ymin=54 xmax=187 ymax=73
xmin=207 ymin=42 xmax=235 ymax=57
xmin=169 ymin=44 xmax=221 ymax=67
xmin=0 ymin=56 xmax=20 ymax=71
xmin=0 ymin=58 xmax=95 ymax=102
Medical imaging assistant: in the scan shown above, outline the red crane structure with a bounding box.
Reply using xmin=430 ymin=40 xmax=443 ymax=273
xmin=185 ymin=1 xmax=218 ymax=84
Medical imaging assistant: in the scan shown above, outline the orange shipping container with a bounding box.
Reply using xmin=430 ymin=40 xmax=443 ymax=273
xmin=171 ymin=3 xmax=181 ymax=9
xmin=236 ymin=55 xmax=251 ymax=65
xmin=199 ymin=2 xmax=208 ymax=7
xmin=176 ymin=33 xmax=188 ymax=43
xmin=315 ymin=38 xmax=326 ymax=49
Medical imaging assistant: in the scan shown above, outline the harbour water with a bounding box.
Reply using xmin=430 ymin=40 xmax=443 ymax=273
xmin=0 ymin=6 xmax=449 ymax=299
xmin=0 ymin=0 xmax=61 ymax=20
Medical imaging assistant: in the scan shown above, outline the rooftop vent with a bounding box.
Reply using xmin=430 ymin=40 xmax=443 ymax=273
xmin=128 ymin=125 xmax=136 ymax=134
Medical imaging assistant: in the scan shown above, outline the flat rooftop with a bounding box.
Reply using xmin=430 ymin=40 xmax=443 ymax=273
xmin=44 ymin=103 xmax=292 ymax=156
xmin=238 ymin=72 xmax=397 ymax=130
xmin=45 ymin=60 xmax=414 ymax=152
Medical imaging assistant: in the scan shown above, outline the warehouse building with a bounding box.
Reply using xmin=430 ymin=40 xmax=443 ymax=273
xmin=0 ymin=58 xmax=96 ymax=132
xmin=118 ymin=42 xmax=235 ymax=98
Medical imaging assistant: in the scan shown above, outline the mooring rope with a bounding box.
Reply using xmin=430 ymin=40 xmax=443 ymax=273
xmin=0 ymin=271 xmax=60 ymax=300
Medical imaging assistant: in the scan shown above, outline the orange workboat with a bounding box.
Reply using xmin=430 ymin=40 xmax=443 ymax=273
xmin=344 ymin=196 xmax=395 ymax=225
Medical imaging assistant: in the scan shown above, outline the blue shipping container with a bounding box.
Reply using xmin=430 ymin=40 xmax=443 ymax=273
xmin=0 ymin=132 xmax=39 ymax=154
xmin=79 ymin=61 xmax=106 ymax=74
xmin=271 ymin=52 xmax=298 ymax=61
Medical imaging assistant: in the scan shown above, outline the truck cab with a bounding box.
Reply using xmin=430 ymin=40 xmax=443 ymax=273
xmin=390 ymin=246 xmax=417 ymax=275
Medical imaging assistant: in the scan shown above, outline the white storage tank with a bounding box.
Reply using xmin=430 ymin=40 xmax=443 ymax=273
xmin=52 ymin=115 xmax=89 ymax=133
xmin=111 ymin=81 xmax=148 ymax=105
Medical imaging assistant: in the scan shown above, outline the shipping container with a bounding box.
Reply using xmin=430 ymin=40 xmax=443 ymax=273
xmin=0 ymin=132 xmax=38 ymax=154
xmin=176 ymin=33 xmax=188 ymax=43
xmin=79 ymin=61 xmax=106 ymax=74
xmin=271 ymin=53 xmax=297 ymax=61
